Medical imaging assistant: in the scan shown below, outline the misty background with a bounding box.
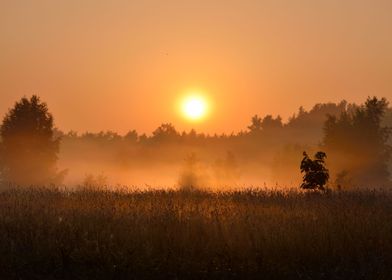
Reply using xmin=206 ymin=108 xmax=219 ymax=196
xmin=27 ymin=97 xmax=387 ymax=190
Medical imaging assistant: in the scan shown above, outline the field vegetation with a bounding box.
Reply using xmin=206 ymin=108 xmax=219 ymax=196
xmin=0 ymin=187 xmax=391 ymax=279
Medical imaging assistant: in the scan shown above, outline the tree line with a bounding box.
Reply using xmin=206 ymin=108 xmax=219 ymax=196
xmin=0 ymin=95 xmax=390 ymax=188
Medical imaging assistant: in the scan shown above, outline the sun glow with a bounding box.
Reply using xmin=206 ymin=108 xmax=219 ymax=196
xmin=181 ymin=95 xmax=208 ymax=121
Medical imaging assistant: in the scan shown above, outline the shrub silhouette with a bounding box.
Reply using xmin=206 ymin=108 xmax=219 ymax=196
xmin=300 ymin=151 xmax=329 ymax=191
xmin=178 ymin=153 xmax=202 ymax=191
xmin=0 ymin=95 xmax=65 ymax=185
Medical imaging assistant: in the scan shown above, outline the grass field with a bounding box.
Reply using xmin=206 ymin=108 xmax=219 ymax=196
xmin=0 ymin=187 xmax=391 ymax=279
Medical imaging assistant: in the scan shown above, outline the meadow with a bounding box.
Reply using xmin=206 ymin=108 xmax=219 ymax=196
xmin=0 ymin=187 xmax=391 ymax=279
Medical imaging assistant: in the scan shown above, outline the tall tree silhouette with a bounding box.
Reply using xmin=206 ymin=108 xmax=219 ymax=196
xmin=0 ymin=96 xmax=64 ymax=185
xmin=323 ymin=97 xmax=391 ymax=187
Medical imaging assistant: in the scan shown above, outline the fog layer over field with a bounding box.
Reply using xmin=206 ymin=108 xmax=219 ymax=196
xmin=55 ymin=99 xmax=392 ymax=190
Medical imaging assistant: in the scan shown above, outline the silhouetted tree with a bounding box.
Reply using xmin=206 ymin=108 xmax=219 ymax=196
xmin=286 ymin=101 xmax=348 ymax=145
xmin=247 ymin=114 xmax=283 ymax=144
xmin=124 ymin=130 xmax=138 ymax=143
xmin=324 ymin=97 xmax=391 ymax=187
xmin=180 ymin=129 xmax=199 ymax=144
xmin=0 ymin=96 xmax=65 ymax=185
xmin=248 ymin=115 xmax=263 ymax=134
xmin=138 ymin=133 xmax=148 ymax=144
xmin=300 ymin=151 xmax=329 ymax=191
xmin=261 ymin=115 xmax=283 ymax=131
xmin=152 ymin=123 xmax=179 ymax=142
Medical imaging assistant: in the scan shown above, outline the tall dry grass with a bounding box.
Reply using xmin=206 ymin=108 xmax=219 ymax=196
xmin=0 ymin=187 xmax=391 ymax=279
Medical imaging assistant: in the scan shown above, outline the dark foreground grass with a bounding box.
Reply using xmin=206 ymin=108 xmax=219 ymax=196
xmin=0 ymin=188 xmax=391 ymax=279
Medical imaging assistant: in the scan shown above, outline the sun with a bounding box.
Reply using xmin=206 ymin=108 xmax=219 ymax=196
xmin=181 ymin=95 xmax=208 ymax=121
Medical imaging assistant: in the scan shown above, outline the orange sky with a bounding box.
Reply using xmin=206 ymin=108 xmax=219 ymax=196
xmin=1 ymin=0 xmax=391 ymax=135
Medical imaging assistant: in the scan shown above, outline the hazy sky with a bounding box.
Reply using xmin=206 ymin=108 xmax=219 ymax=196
xmin=1 ymin=0 xmax=391 ymax=134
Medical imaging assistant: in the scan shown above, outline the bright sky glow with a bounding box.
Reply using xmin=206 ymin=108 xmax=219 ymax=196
xmin=182 ymin=95 xmax=208 ymax=121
